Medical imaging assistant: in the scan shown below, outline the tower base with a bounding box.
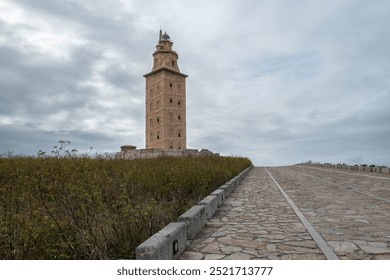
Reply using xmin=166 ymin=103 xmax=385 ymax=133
xmin=115 ymin=146 xmax=218 ymax=160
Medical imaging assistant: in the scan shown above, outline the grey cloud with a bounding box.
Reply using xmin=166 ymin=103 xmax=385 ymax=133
xmin=1 ymin=0 xmax=390 ymax=166
xmin=0 ymin=123 xmax=123 ymax=156
xmin=0 ymin=46 xmax=95 ymax=117
xmin=13 ymin=0 xmax=151 ymax=55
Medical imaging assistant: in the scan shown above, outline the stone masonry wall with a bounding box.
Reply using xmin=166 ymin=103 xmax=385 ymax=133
xmin=115 ymin=148 xmax=218 ymax=160
xmin=300 ymin=162 xmax=390 ymax=174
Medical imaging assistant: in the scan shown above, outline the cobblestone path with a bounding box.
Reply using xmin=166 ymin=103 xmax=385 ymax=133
xmin=180 ymin=166 xmax=390 ymax=260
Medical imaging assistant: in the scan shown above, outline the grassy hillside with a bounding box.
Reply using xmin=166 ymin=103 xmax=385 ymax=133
xmin=0 ymin=154 xmax=251 ymax=259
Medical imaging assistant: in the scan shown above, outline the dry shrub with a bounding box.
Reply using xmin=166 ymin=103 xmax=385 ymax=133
xmin=0 ymin=153 xmax=251 ymax=259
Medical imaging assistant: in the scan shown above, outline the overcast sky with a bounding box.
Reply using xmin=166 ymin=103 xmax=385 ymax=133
xmin=1 ymin=0 xmax=389 ymax=166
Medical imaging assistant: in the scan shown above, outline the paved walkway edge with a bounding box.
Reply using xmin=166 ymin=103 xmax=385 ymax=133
xmin=265 ymin=168 xmax=339 ymax=260
xmin=136 ymin=165 xmax=254 ymax=259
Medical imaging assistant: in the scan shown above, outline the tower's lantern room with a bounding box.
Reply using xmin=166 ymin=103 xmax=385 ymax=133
xmin=150 ymin=30 xmax=181 ymax=73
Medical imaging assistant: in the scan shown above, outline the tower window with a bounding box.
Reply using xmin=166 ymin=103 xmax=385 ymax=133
xmin=172 ymin=61 xmax=175 ymax=66
xmin=178 ymin=101 xmax=181 ymax=105
xmin=178 ymin=115 xmax=181 ymax=120
xmin=169 ymin=83 xmax=173 ymax=88
xmin=178 ymin=133 xmax=181 ymax=138
xmin=170 ymin=98 xmax=173 ymax=103
xmin=157 ymin=117 xmax=160 ymax=123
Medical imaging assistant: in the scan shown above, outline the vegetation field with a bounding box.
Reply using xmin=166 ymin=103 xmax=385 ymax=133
xmin=0 ymin=152 xmax=251 ymax=259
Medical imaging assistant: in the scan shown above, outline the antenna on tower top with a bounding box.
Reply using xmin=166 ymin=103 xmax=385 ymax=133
xmin=159 ymin=27 xmax=162 ymax=42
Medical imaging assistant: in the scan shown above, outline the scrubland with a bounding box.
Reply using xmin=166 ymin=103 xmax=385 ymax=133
xmin=0 ymin=148 xmax=251 ymax=259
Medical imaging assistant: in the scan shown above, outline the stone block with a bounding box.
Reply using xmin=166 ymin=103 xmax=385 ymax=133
xmin=198 ymin=195 xmax=219 ymax=219
xmin=231 ymin=175 xmax=240 ymax=185
xmin=136 ymin=222 xmax=187 ymax=260
xmin=178 ymin=205 xmax=206 ymax=239
xmin=225 ymin=180 xmax=236 ymax=188
xmin=120 ymin=145 xmax=137 ymax=152
xmin=381 ymin=168 xmax=390 ymax=174
xmin=227 ymin=179 xmax=237 ymax=188
xmin=211 ymin=188 xmax=226 ymax=207
xmin=364 ymin=166 xmax=372 ymax=172
xmin=219 ymin=183 xmax=234 ymax=198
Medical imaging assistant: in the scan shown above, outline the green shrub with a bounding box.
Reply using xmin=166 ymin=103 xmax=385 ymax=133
xmin=0 ymin=153 xmax=251 ymax=259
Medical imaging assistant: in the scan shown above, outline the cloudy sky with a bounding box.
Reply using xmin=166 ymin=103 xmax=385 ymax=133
xmin=1 ymin=0 xmax=389 ymax=166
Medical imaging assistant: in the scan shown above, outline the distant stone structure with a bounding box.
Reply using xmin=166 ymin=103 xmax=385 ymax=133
xmin=116 ymin=146 xmax=217 ymax=160
xmin=116 ymin=30 xmax=217 ymax=160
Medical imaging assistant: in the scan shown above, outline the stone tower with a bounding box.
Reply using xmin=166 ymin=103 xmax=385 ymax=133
xmin=144 ymin=30 xmax=188 ymax=150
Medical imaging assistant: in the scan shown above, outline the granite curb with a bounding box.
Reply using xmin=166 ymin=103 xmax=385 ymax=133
xmin=135 ymin=165 xmax=254 ymax=259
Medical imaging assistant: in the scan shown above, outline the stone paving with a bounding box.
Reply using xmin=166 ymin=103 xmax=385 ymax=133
xmin=180 ymin=166 xmax=390 ymax=260
xmin=270 ymin=166 xmax=390 ymax=260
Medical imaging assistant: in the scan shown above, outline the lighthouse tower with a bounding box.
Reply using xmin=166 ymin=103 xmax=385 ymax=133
xmin=144 ymin=30 xmax=188 ymax=150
